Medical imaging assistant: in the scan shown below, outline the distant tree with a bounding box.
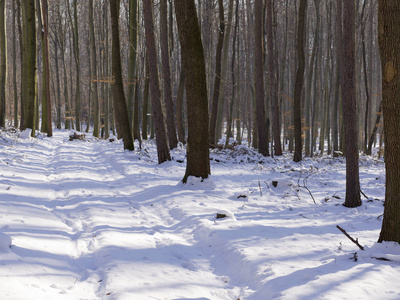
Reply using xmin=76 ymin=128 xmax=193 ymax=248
xmin=21 ymin=0 xmax=36 ymax=136
xmin=174 ymin=0 xmax=210 ymax=183
xmin=67 ymin=0 xmax=81 ymax=131
xmin=12 ymin=0 xmax=17 ymax=128
xmin=254 ymin=0 xmax=269 ymax=156
xmin=266 ymin=0 xmax=282 ymax=156
xmin=209 ymin=0 xmax=224 ymax=148
xmin=143 ymin=0 xmax=171 ymax=163
xmin=109 ymin=0 xmax=134 ymax=151
xmin=41 ymin=0 xmax=52 ymax=137
xmin=160 ymin=0 xmax=178 ymax=150
xmin=378 ymin=0 xmax=400 ymax=243
xmin=127 ymin=0 xmax=138 ymax=139
xmin=0 ymin=0 xmax=6 ymax=128
xmin=89 ymin=0 xmax=100 ymax=138
xmin=341 ymin=0 xmax=361 ymax=207
xmin=293 ymin=0 xmax=307 ymax=162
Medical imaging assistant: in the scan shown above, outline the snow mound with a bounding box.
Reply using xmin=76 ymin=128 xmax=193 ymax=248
xmin=19 ymin=129 xmax=32 ymax=139
xmin=0 ymin=232 xmax=12 ymax=252
xmin=181 ymin=176 xmax=216 ymax=190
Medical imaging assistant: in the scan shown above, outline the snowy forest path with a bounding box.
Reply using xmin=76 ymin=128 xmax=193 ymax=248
xmin=0 ymin=131 xmax=244 ymax=300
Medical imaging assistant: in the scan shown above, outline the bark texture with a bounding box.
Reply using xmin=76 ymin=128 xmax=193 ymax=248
xmin=341 ymin=0 xmax=361 ymax=207
xmin=143 ymin=0 xmax=171 ymax=163
xmin=110 ymin=0 xmax=134 ymax=151
xmin=174 ymin=0 xmax=210 ymax=182
xmin=293 ymin=0 xmax=307 ymax=162
xmin=378 ymin=0 xmax=400 ymax=243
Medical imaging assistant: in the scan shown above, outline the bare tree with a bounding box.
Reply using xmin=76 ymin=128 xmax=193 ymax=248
xmin=175 ymin=0 xmax=210 ymax=182
xmin=378 ymin=0 xmax=400 ymax=243
xmin=293 ymin=0 xmax=307 ymax=162
xmin=109 ymin=0 xmax=134 ymax=151
xmin=143 ymin=0 xmax=171 ymax=163
xmin=254 ymin=0 xmax=269 ymax=156
xmin=341 ymin=0 xmax=361 ymax=207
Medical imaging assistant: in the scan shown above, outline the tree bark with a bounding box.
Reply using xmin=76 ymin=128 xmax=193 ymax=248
xmin=12 ymin=0 xmax=18 ymax=128
xmin=89 ymin=0 xmax=100 ymax=137
xmin=174 ymin=0 xmax=210 ymax=183
xmin=41 ymin=0 xmax=52 ymax=136
xmin=254 ymin=0 xmax=269 ymax=156
xmin=0 ymin=0 xmax=6 ymax=128
xmin=266 ymin=0 xmax=282 ymax=156
xmin=209 ymin=0 xmax=225 ymax=147
xmin=109 ymin=0 xmax=134 ymax=151
xmin=160 ymin=0 xmax=178 ymax=149
xmin=143 ymin=0 xmax=171 ymax=163
xmin=21 ymin=0 xmax=36 ymax=136
xmin=176 ymin=67 xmax=186 ymax=144
xmin=127 ymin=0 xmax=137 ymax=138
xmin=378 ymin=0 xmax=400 ymax=243
xmin=341 ymin=0 xmax=361 ymax=207
xmin=293 ymin=0 xmax=307 ymax=162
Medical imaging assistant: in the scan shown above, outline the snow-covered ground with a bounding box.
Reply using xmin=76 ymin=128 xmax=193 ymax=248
xmin=0 ymin=129 xmax=398 ymax=300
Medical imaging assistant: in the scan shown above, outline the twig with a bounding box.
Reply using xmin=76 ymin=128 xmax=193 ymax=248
xmin=336 ymin=225 xmax=364 ymax=250
xmin=360 ymin=189 xmax=369 ymax=200
xmin=258 ymin=180 xmax=262 ymax=197
xmin=303 ymin=177 xmax=316 ymax=204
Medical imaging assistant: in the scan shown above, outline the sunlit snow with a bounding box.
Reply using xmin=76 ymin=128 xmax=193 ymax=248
xmin=0 ymin=129 xmax=398 ymax=300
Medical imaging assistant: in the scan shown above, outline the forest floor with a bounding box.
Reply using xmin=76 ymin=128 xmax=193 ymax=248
xmin=0 ymin=129 xmax=398 ymax=300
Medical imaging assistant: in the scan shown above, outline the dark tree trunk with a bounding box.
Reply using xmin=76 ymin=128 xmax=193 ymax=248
xmin=293 ymin=0 xmax=307 ymax=162
xmin=209 ymin=0 xmax=224 ymax=148
xmin=143 ymin=0 xmax=171 ymax=163
xmin=378 ymin=0 xmax=400 ymax=243
xmin=109 ymin=0 xmax=134 ymax=151
xmin=41 ymin=0 xmax=52 ymax=137
xmin=266 ymin=0 xmax=282 ymax=156
xmin=176 ymin=67 xmax=186 ymax=144
xmin=89 ymin=0 xmax=100 ymax=137
xmin=0 ymin=0 xmax=6 ymax=128
xmin=160 ymin=0 xmax=178 ymax=150
xmin=341 ymin=0 xmax=361 ymax=207
xmin=254 ymin=0 xmax=269 ymax=156
xmin=174 ymin=0 xmax=210 ymax=183
xmin=22 ymin=0 xmax=36 ymax=136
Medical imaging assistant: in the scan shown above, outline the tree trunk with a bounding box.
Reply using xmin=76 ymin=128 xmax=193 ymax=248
xmin=21 ymin=0 xmax=36 ymax=136
xmin=127 ymin=0 xmax=137 ymax=138
xmin=361 ymin=1 xmax=371 ymax=154
xmin=0 ymin=0 xmax=6 ymax=128
xmin=109 ymin=0 xmax=134 ymax=151
xmin=332 ymin=0 xmax=342 ymax=157
xmin=41 ymin=0 xmax=52 ymax=136
xmin=266 ymin=0 xmax=282 ymax=156
xmin=341 ymin=0 xmax=361 ymax=207
xmin=89 ymin=0 xmax=100 ymax=137
xmin=67 ymin=0 xmax=81 ymax=131
xmin=377 ymin=0 xmax=400 ymax=243
xmin=225 ymin=0 xmax=239 ymax=149
xmin=143 ymin=0 xmax=171 ymax=163
xmin=176 ymin=67 xmax=186 ymax=144
xmin=293 ymin=0 xmax=307 ymax=162
xmin=254 ymin=0 xmax=269 ymax=156
xmin=142 ymin=60 xmax=149 ymax=140
xmin=367 ymin=101 xmax=382 ymax=155
xmin=12 ymin=0 xmax=18 ymax=128
xmin=160 ymin=0 xmax=178 ymax=149
xmin=216 ymin=0 xmax=234 ymax=141
xmin=209 ymin=0 xmax=225 ymax=147
xmin=175 ymin=0 xmax=210 ymax=183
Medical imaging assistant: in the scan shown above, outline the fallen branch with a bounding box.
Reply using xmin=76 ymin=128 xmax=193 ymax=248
xmin=360 ymin=189 xmax=369 ymax=200
xmin=336 ymin=225 xmax=364 ymax=251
